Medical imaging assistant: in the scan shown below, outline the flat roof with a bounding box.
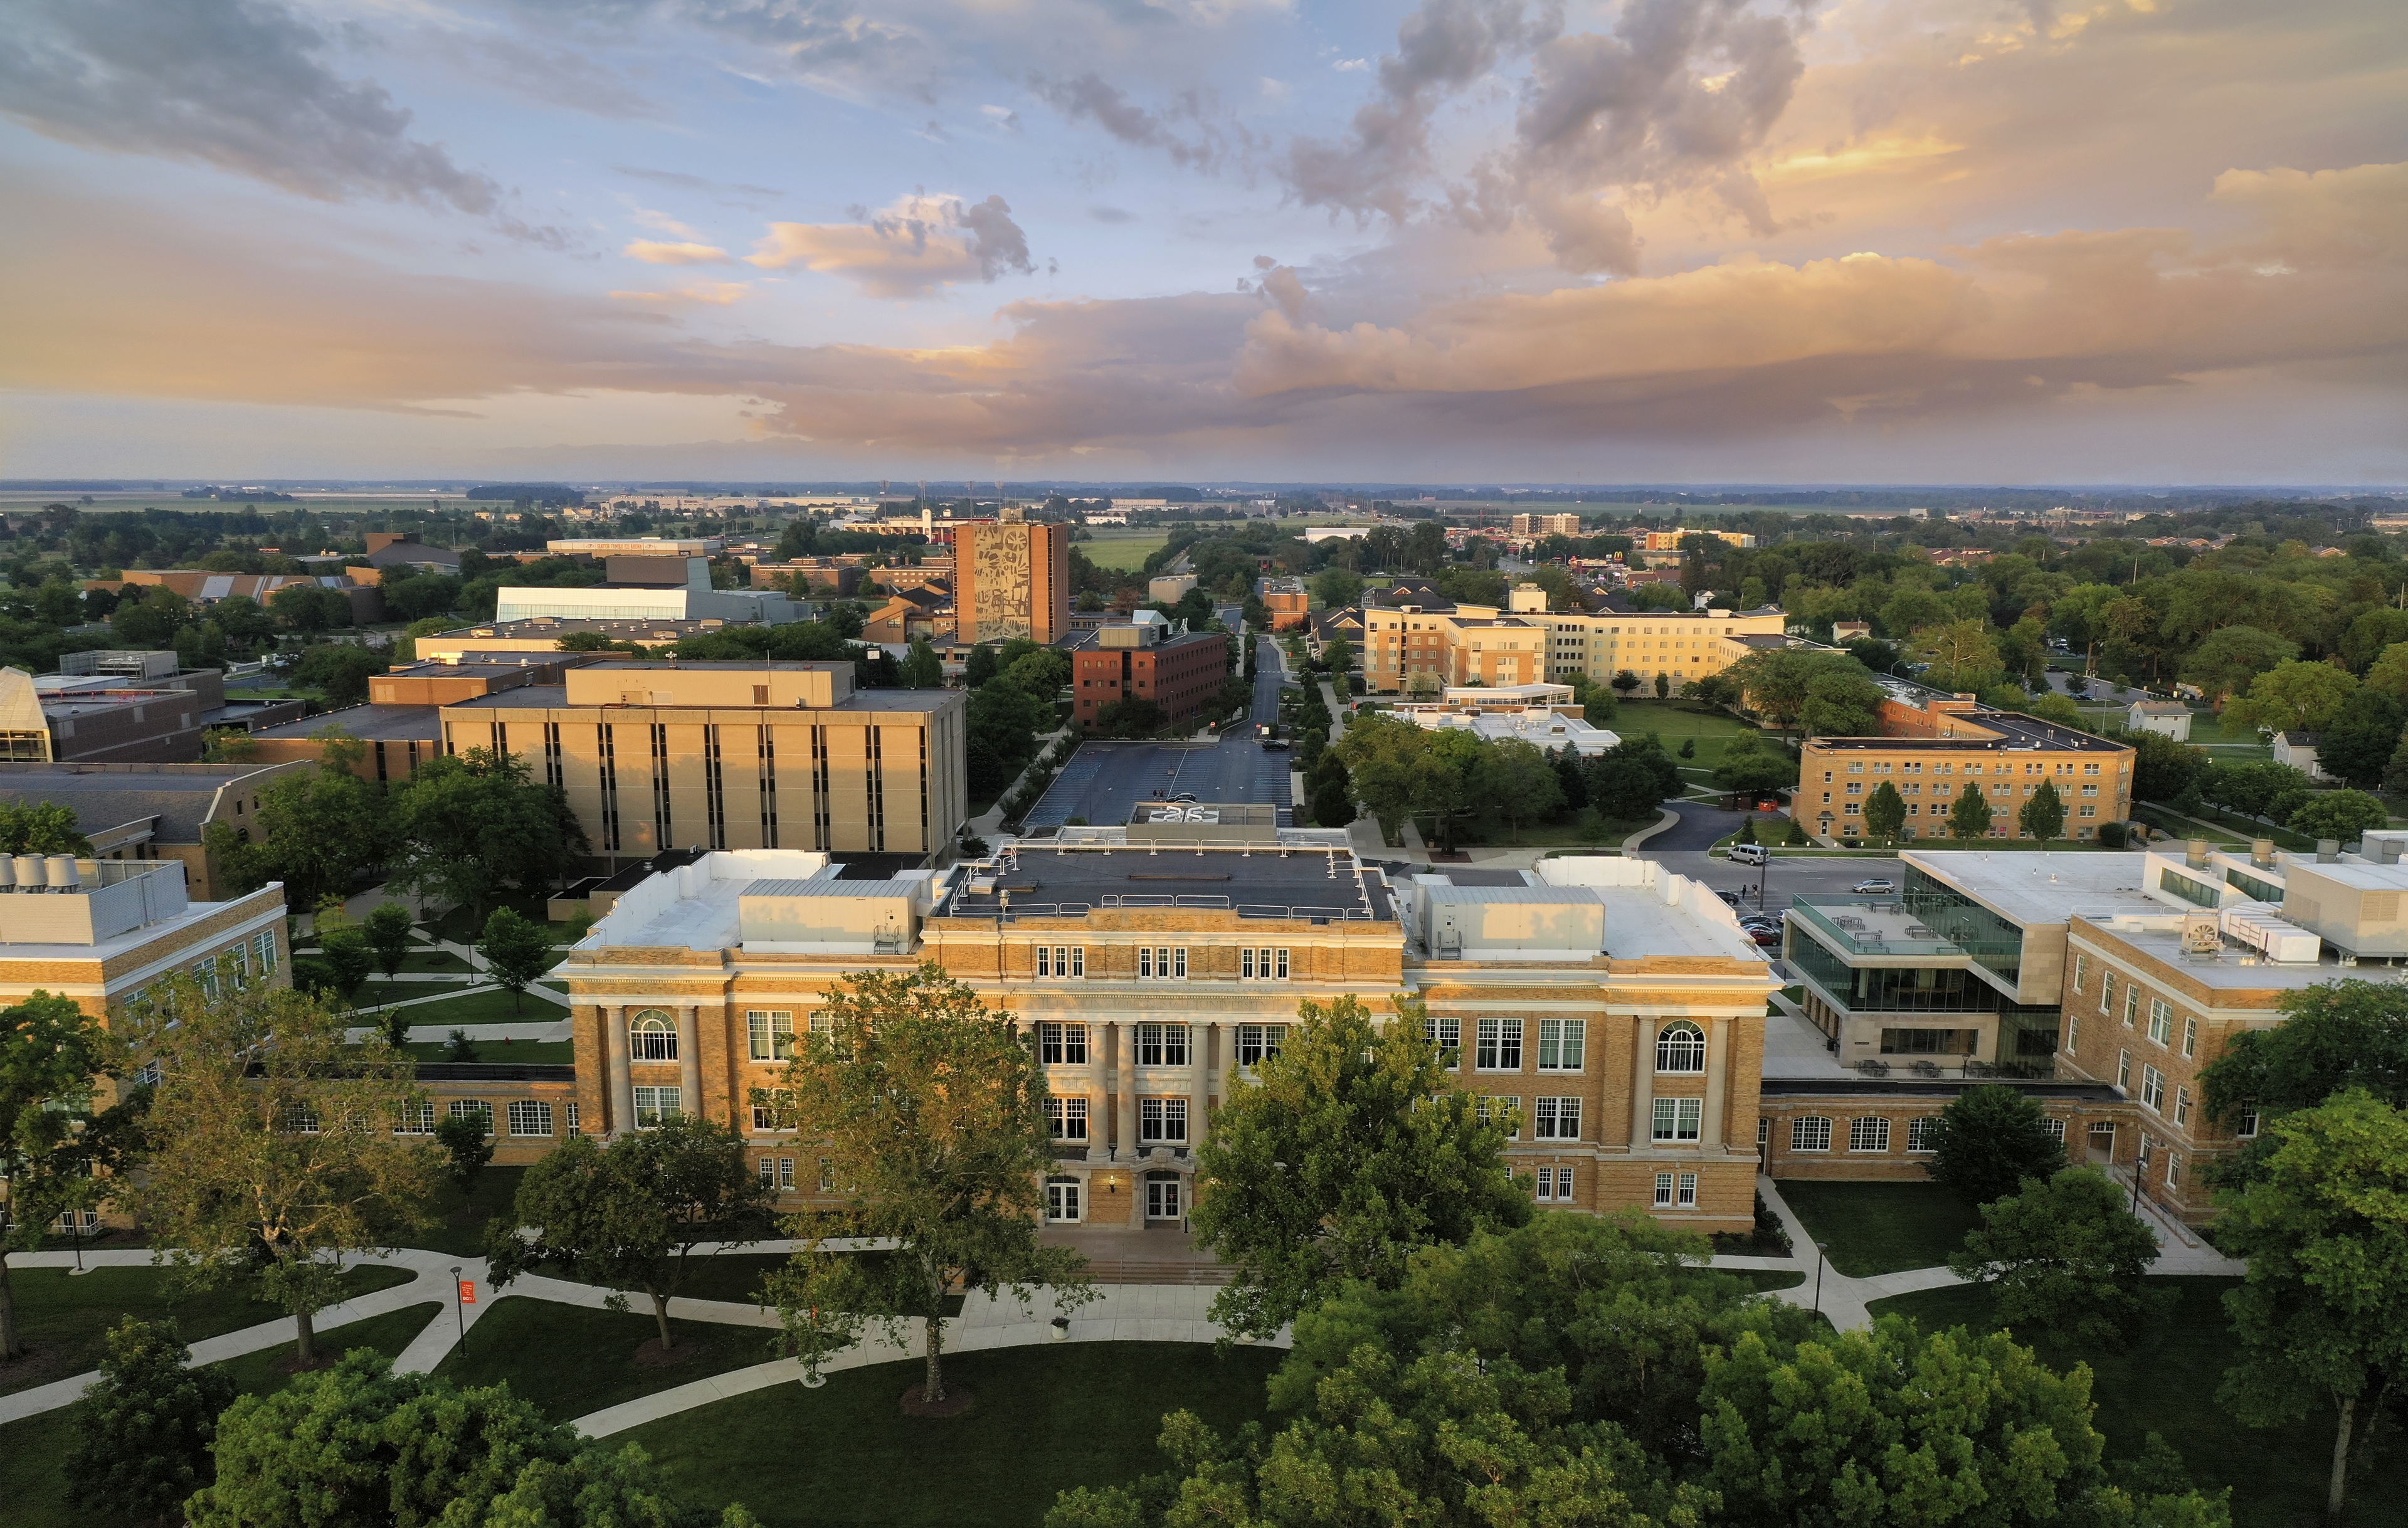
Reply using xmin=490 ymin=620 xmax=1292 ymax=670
xmin=943 ymin=844 xmax=1386 ymax=923
xmin=0 ymin=763 xmax=291 ymax=841
xmin=441 ymin=685 xmax=958 ymax=714
xmin=255 ymin=704 xmax=441 ymax=742
xmin=2073 ymin=916 xmax=2356 ymax=991
xmin=1903 ymin=851 xmax=2163 ymax=925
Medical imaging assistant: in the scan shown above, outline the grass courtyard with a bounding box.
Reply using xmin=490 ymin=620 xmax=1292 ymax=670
xmin=1075 ymin=532 xmax=1173 ymax=572
xmin=630 ymin=1342 xmax=1285 ymax=1528
xmin=1773 ymin=1179 xmax=1988 ymax=1276
xmin=1867 ymin=1278 xmax=2407 ymax=1528
xmin=434 ymin=1297 xmax=779 ymax=1422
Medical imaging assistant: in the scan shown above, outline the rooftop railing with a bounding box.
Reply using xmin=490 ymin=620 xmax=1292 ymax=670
xmin=1790 ymin=896 xmax=1967 ymax=957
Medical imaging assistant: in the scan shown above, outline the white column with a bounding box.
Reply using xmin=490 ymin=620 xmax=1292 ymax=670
xmin=677 ymin=1006 xmax=702 ymax=1120
xmin=1703 ymin=1018 xmax=1734 ymax=1149
xmin=1117 ymin=1023 xmax=1139 ymax=1160
xmin=605 ymin=1005 xmax=631 ymax=1134
xmin=1630 ymin=1016 xmax=1655 ymax=1149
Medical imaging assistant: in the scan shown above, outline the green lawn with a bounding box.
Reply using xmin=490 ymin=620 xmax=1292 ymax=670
xmin=0 ymin=1262 xmax=416 ymax=1397
xmin=433 ymin=1297 xmax=779 ymax=1423
xmin=1602 ymin=701 xmax=1770 ymax=770
xmin=1076 ymin=532 xmax=1173 ymax=572
xmin=417 ymin=1166 xmax=529 ymax=1256
xmin=0 ymin=1301 xmax=441 ymax=1528
xmin=356 ymin=977 xmax=475 ymax=1006
xmin=1867 ymin=1279 xmax=2407 ymax=1528
xmin=396 ymin=949 xmax=473 ymax=973
xmin=1773 ymin=1179 xmax=1987 ymax=1277
xmin=539 ymin=1251 xmax=791 ymax=1307
xmin=629 ymin=1342 xmax=1284 ymax=1528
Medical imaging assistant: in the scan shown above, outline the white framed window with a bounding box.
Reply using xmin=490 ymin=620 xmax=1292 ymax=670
xmin=1535 ymin=1166 xmax=1574 ymax=1203
xmin=1652 ymin=1171 xmax=1675 ymax=1206
xmin=1039 ymin=1022 xmax=1089 ymax=1066
xmin=2118 ymin=1049 xmax=2132 ymax=1089
xmin=1240 ymin=947 xmax=1291 ymax=980
xmin=1235 ymin=1024 xmax=1286 ymax=1069
xmin=1139 ymin=1097 xmax=1188 ymax=1143
xmin=1146 ymin=1177 xmax=1181 ymax=1220
xmin=1906 ymin=1117 xmax=1937 ymax=1153
xmin=1533 ymin=1096 xmax=1582 ymax=1140
xmin=285 ymin=1104 xmax=320 ymax=1134
xmin=2148 ymin=999 xmax=2173 ymax=1047
xmin=633 ymin=1085 xmax=682 ymax=1126
xmin=394 ymin=1102 xmax=435 ymax=1135
xmin=1048 ymin=1097 xmax=1090 ymax=1141
xmin=1045 ymin=1177 xmax=1082 ymax=1222
xmin=1677 ymin=1172 xmax=1698 ymax=1208
xmin=1850 ymin=1117 xmax=1892 ymax=1153
xmin=1652 ymin=1096 xmax=1703 ymax=1142
xmin=2174 ymin=1085 xmax=2193 ymax=1127
xmin=507 ymin=1100 xmax=553 ymax=1137
xmin=759 ymin=1156 xmax=774 ymax=1184
xmin=817 ymin=1158 xmax=833 ymax=1191
xmin=2141 ymin=1065 xmax=2166 ymax=1113
xmin=565 ymin=1101 xmax=581 ymax=1133
xmin=1138 ymin=947 xmax=1188 ymax=980
xmin=2165 ymin=1152 xmax=2184 ymax=1190
xmin=1035 ymin=945 xmax=1085 ymax=978
xmin=2181 ymin=1016 xmax=2197 ymax=1058
xmin=446 ymin=1099 xmax=493 ymax=1135
xmin=630 ymin=1011 xmax=678 ymax=1061
xmin=1425 ymin=1014 xmax=1461 ymax=1052
xmin=1537 ymin=1019 xmax=1585 ymax=1072
xmin=1476 ymin=1018 xmax=1524 ymax=1071
xmin=2124 ymin=986 xmax=2140 ymax=1028
xmin=1792 ymin=1115 xmax=1832 ymax=1152
xmin=2072 ymin=954 xmax=2088 ymax=994
xmin=2067 ymin=1014 xmax=2080 ymax=1052
xmin=1477 ymin=1095 xmax=1522 ymax=1138
xmin=2237 ymin=1104 xmax=2259 ymax=1138
xmin=255 ymin=929 xmax=278 ymax=972
xmin=2099 ymin=971 xmax=2115 ymax=1014
xmin=778 ymin=1157 xmax=796 ymax=1190
xmin=1136 ymin=1023 xmax=1190 ymax=1067
xmin=746 ymin=1010 xmax=794 ymax=1062
xmin=2044 ymin=1118 xmax=2067 ymax=1143
xmin=1656 ymin=1021 xmax=1706 ymax=1073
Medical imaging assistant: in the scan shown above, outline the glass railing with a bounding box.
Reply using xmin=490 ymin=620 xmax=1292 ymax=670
xmin=1790 ymin=896 xmax=1968 ymax=957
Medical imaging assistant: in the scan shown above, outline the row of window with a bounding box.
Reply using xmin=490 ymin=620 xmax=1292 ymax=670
xmin=1839 ymin=761 xmax=2106 ymax=777
xmin=1787 ymin=1114 xmax=2069 ymax=1153
xmin=1474 ymin=1095 xmax=1588 ymax=1140
xmin=1035 ymin=1096 xmax=1196 ymax=1144
xmin=382 ymin=1099 xmax=573 ymax=1137
xmin=187 ymin=930 xmax=281 ymax=997
xmin=1424 ymin=1018 xmax=1707 ymax=1074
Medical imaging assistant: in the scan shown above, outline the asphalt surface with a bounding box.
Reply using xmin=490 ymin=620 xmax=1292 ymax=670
xmin=1020 ymin=636 xmax=1295 ymax=830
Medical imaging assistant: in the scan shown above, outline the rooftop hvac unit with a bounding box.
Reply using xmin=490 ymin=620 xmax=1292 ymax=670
xmin=2180 ymin=910 xmax=2222 ymax=956
xmin=2219 ymin=904 xmax=2320 ymax=963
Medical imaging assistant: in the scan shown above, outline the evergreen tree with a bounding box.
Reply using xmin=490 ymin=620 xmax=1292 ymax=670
xmin=1863 ymin=781 xmax=1907 ymax=843
xmin=1948 ymin=784 xmax=1995 ymax=841
xmin=63 ymin=1319 xmax=237 ymax=1520
xmin=2020 ymin=778 xmax=2067 ymax=845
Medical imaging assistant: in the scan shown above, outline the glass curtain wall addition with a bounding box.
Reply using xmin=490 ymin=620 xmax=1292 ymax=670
xmin=1902 ymin=865 xmax=2026 ymax=988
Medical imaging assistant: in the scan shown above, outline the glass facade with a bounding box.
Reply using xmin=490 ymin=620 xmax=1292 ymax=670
xmin=2227 ymin=866 xmax=2284 ymax=904
xmin=2158 ymin=865 xmax=2221 ymax=907
xmin=1788 ymin=934 xmax=2005 ymax=1013
xmin=1902 ymin=866 xmax=2025 ymax=987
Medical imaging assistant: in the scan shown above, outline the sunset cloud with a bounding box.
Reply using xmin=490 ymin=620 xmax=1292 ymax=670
xmin=623 ymin=240 xmax=733 ymax=265
xmin=745 ymin=193 xmax=1033 ymax=298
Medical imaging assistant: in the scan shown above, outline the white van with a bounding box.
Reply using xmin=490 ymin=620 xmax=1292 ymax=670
xmin=1729 ymin=843 xmax=1769 ymax=867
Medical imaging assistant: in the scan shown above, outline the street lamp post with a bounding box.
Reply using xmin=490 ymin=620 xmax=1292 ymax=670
xmin=451 ymin=1264 xmax=467 ymax=1351
xmin=1813 ymin=1241 xmax=1830 ymax=1318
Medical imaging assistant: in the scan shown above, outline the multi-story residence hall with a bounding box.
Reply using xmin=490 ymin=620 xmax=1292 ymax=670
xmin=438 ymin=661 xmax=966 ymax=871
xmin=1800 ymin=683 xmax=2135 ymax=843
xmin=1778 ymin=838 xmax=2408 ymax=1225
xmin=554 ymin=812 xmax=1778 ymax=1231
xmin=1360 ymin=584 xmax=1790 ymax=696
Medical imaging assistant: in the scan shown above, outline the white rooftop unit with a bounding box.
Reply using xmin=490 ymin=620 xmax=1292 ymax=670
xmin=2218 ymin=902 xmax=2321 ymax=964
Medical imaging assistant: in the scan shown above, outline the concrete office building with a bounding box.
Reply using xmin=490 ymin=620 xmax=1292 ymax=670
xmin=553 ymin=828 xmax=1777 ymax=1232
xmin=956 ymin=514 xmax=1071 ymax=645
xmin=438 ymin=661 xmax=966 ymax=867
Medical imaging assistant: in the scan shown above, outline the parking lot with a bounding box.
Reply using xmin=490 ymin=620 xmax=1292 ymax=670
xmin=1021 ymin=638 xmax=1297 ymax=831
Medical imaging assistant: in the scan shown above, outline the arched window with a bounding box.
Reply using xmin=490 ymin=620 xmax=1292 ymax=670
xmin=630 ymin=1011 xmax=678 ymax=1062
xmin=1656 ymin=1021 xmax=1706 ymax=1074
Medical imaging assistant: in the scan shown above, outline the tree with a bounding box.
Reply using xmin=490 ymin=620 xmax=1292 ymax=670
xmin=362 ymin=900 xmax=415 ymax=983
xmin=292 ymin=642 xmax=384 ymax=706
xmin=2201 ymin=978 xmax=2408 ymax=1172
xmin=2214 ymin=1090 xmax=2408 ymax=1522
xmin=1798 ymin=663 xmax=1886 ymax=736
xmin=488 ymin=1115 xmax=771 ymax=1351
xmin=1 ymin=992 xmax=134 ymax=1360
xmin=2178 ymin=624 xmax=2300 ymax=707
xmin=124 ymin=974 xmax=438 ymax=1366
xmin=2315 ymin=690 xmax=2402 ymax=789
xmin=1699 ymin=1318 xmax=2219 ymax=1527
xmin=1713 ymin=734 xmax=1797 ymax=803
xmin=1480 ymin=737 xmax=1563 ymax=841
xmin=477 ymin=905 xmax=553 ymax=1013
xmin=1948 ymin=1169 xmax=2162 ymax=1345
xmin=304 ymin=923 xmax=372 ymax=1008
xmin=389 ymin=748 xmax=586 ymax=922
xmin=1862 ymin=780 xmax=1906 ymax=844
xmin=2123 ymin=727 xmax=2209 ymax=802
xmin=2020 ymin=778 xmax=2067 ymax=845
xmin=112 ymin=586 xmax=189 ymax=646
xmin=1311 ymin=566 xmax=1363 ymax=608
xmin=0 ymin=801 xmax=92 ymax=855
xmin=1947 ymin=782 xmax=1995 ymax=841
xmin=273 ymin=584 xmax=354 ymax=634
xmin=2225 ymin=660 xmax=2360 ymax=735
xmin=2286 ymin=789 xmax=2389 ymax=844
xmin=1194 ymin=993 xmax=1528 ymax=1337
xmin=1611 ymin=668 xmax=1642 ymax=697
xmin=434 ymin=1111 xmax=495 ymax=1188
xmin=205 ymin=731 xmax=386 ymax=908
xmin=1092 ymin=696 xmax=1165 ymax=737
xmin=2200 ymin=759 xmax=2310 ymax=823
xmin=2362 ymin=640 xmax=2408 ymax=703
xmin=1922 ymin=1085 xmax=2067 ymax=1206
xmin=1911 ymin=618 xmax=2004 ymax=692
xmin=901 ymin=637 xmax=944 ymax=688
xmin=763 ymin=964 xmax=1090 ymax=1402
xmin=1653 ymin=672 xmax=1671 ymax=698
xmin=192 ymin=1349 xmax=760 ymax=1528
xmin=963 ymin=643 xmax=1001 ymax=689
xmin=62 ymin=1319 xmax=237 ymax=1520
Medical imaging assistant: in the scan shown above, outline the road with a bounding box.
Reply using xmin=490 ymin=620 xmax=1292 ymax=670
xmin=1019 ymin=636 xmax=1296 ymax=829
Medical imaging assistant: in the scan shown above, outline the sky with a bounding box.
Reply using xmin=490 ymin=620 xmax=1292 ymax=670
xmin=0 ymin=0 xmax=2402 ymax=485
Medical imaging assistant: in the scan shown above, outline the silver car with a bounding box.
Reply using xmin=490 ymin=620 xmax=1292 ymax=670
xmin=1851 ymin=878 xmax=1897 ymax=894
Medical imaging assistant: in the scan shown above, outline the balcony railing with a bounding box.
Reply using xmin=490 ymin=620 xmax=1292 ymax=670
xmin=1790 ymin=896 xmax=1967 ymax=957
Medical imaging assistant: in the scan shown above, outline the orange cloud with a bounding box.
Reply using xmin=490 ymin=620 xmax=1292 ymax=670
xmin=623 ymin=240 xmax=731 ymax=265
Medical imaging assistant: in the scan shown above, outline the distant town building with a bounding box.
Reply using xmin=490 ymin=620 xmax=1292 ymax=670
xmin=1511 ymin=512 xmax=1582 ymax=537
xmin=955 ymin=514 xmax=1072 ymax=645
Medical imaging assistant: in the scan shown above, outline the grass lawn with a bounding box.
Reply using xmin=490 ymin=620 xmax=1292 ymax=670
xmin=1077 ymin=532 xmax=1173 ymax=572
xmin=0 ymin=1301 xmax=441 ymax=1528
xmin=1468 ymin=808 xmax=1657 ymax=848
xmin=404 ymin=1038 xmax=574 ymax=1065
xmin=0 ymin=1262 xmax=416 ymax=1397
xmin=396 ymin=948 xmax=473 ymax=973
xmin=434 ymin=1297 xmax=779 ymax=1423
xmin=1773 ymin=1179 xmax=1986 ymax=1277
xmin=542 ymin=1251 xmax=793 ymax=1307
xmin=418 ymin=1166 xmax=528 ymax=1256
xmin=630 ymin=1341 xmax=1284 ymax=1528
xmin=356 ymin=976 xmax=476 ymax=1006
xmin=1722 ymin=1268 xmax=1807 ymax=1292
xmin=1602 ymin=701 xmax=1770 ymax=770
xmin=1867 ymin=1279 xmax=2407 ymax=1528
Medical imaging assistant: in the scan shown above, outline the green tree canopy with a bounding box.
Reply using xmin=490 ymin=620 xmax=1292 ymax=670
xmin=2200 ymin=978 xmax=2408 ymax=1171
xmin=2225 ymin=660 xmax=2360 ymax=735
xmin=0 ymin=991 xmax=135 ymax=1359
xmin=488 ymin=1115 xmax=771 ymax=1349
xmin=476 ymin=905 xmax=554 ymax=1013
xmin=2214 ymin=1090 xmax=2408 ymax=1520
xmin=1922 ymin=1084 xmax=2069 ymax=1206
xmin=389 ymin=747 xmax=586 ymax=922
xmin=1947 ymin=781 xmax=1995 ymax=840
xmin=0 ymin=801 xmax=91 ymax=855
xmin=763 ymin=964 xmax=1090 ymax=1401
xmin=1948 ymin=1169 xmax=2163 ymax=1346
xmin=2286 ymin=789 xmax=2389 ymax=844
xmin=1863 ymin=780 xmax=1907 ymax=844
xmin=2020 ymin=777 xmax=2067 ymax=845
xmin=64 ymin=1318 xmax=237 ymax=1520
xmin=206 ymin=733 xmax=387 ymax=909
xmin=362 ymin=900 xmax=415 ymax=981
xmin=2178 ymin=624 xmax=2300 ymax=707
xmin=1193 ymin=993 xmax=1528 ymax=1338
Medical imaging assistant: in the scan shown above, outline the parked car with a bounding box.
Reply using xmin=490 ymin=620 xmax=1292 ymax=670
xmin=1851 ymin=878 xmax=1898 ymax=894
xmin=1717 ymin=889 xmax=1746 ymax=906
xmin=1750 ymin=927 xmax=1783 ymax=947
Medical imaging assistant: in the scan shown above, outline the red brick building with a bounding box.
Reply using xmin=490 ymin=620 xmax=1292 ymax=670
xmin=1074 ymin=630 xmax=1229 ymax=730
